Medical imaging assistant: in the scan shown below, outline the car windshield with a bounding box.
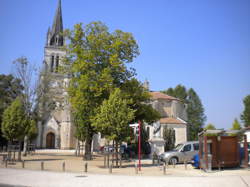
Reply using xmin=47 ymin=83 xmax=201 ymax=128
xmin=173 ymin=144 xmax=183 ymax=151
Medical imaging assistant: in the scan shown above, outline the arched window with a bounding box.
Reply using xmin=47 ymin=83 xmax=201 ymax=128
xmin=55 ymin=56 xmax=59 ymax=73
xmin=51 ymin=56 xmax=54 ymax=72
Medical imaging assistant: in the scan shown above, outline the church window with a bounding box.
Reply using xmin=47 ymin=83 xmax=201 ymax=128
xmin=55 ymin=56 xmax=59 ymax=72
xmin=51 ymin=56 xmax=54 ymax=72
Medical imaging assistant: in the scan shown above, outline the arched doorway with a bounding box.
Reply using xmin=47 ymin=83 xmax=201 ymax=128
xmin=46 ymin=132 xmax=55 ymax=149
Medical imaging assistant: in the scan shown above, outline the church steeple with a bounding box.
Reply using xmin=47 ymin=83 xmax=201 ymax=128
xmin=47 ymin=0 xmax=64 ymax=47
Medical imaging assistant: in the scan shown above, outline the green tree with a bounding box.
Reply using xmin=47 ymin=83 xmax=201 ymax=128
xmin=65 ymin=22 xmax=139 ymax=160
xmin=229 ymin=118 xmax=242 ymax=137
xmin=1 ymin=98 xmax=29 ymax=160
xmin=163 ymin=127 xmax=175 ymax=151
xmin=92 ymin=88 xmax=135 ymax=164
xmin=186 ymin=88 xmax=206 ymax=140
xmin=0 ymin=74 xmax=23 ymax=146
xmin=162 ymin=84 xmax=187 ymax=102
xmin=13 ymin=57 xmax=38 ymax=155
xmin=241 ymin=95 xmax=250 ymax=127
xmin=121 ymin=78 xmax=160 ymax=124
xmin=231 ymin=118 xmax=241 ymax=130
xmin=204 ymin=123 xmax=216 ymax=130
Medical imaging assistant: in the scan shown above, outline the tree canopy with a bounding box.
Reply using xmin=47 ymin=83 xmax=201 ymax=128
xmin=1 ymin=98 xmax=28 ymax=141
xmin=66 ymin=22 xmax=160 ymax=159
xmin=187 ymin=88 xmax=206 ymax=140
xmin=162 ymin=84 xmax=187 ymax=102
xmin=0 ymin=74 xmax=23 ymax=145
xmin=204 ymin=123 xmax=216 ymax=130
xmin=65 ymin=22 xmax=140 ymax=159
xmin=241 ymin=95 xmax=250 ymax=127
xmin=92 ymin=88 xmax=135 ymax=142
xmin=231 ymin=118 xmax=241 ymax=130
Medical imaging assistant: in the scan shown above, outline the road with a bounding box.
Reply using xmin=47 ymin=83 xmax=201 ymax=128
xmin=0 ymin=168 xmax=249 ymax=187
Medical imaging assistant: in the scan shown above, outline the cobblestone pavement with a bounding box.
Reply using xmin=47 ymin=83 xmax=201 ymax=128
xmin=0 ymin=168 xmax=250 ymax=187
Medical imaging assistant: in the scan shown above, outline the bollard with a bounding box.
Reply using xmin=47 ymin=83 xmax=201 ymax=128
xmin=5 ymin=160 xmax=7 ymax=168
xmin=62 ymin=162 xmax=65 ymax=172
xmin=119 ymin=155 xmax=122 ymax=168
xmin=173 ymin=161 xmax=176 ymax=168
xmin=135 ymin=163 xmax=138 ymax=174
xmin=104 ymin=154 xmax=106 ymax=168
xmin=41 ymin=162 xmax=44 ymax=170
xmin=109 ymin=163 xmax=113 ymax=174
xmin=218 ymin=161 xmax=221 ymax=171
xmin=84 ymin=162 xmax=88 ymax=173
xmin=22 ymin=160 xmax=25 ymax=168
xmin=163 ymin=163 xmax=166 ymax=175
xmin=107 ymin=153 xmax=110 ymax=168
xmin=184 ymin=160 xmax=187 ymax=170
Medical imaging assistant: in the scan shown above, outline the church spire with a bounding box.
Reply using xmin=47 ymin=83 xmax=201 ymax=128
xmin=48 ymin=0 xmax=64 ymax=47
xmin=51 ymin=0 xmax=63 ymax=36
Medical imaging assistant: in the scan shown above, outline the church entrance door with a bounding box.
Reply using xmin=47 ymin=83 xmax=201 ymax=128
xmin=46 ymin=132 xmax=55 ymax=149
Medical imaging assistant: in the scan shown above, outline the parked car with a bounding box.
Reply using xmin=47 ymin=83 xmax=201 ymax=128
xmin=99 ymin=145 xmax=114 ymax=153
xmin=159 ymin=141 xmax=199 ymax=164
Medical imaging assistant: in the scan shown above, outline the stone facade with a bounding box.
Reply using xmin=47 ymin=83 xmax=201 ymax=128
xmin=36 ymin=0 xmax=76 ymax=149
xmin=147 ymin=91 xmax=188 ymax=155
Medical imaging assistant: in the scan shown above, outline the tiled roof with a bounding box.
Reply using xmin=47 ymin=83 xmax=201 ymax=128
xmin=160 ymin=117 xmax=186 ymax=124
xmin=149 ymin=91 xmax=179 ymax=101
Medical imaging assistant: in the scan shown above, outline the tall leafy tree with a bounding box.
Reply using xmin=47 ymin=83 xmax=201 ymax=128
xmin=0 ymin=74 xmax=23 ymax=146
xmin=121 ymin=78 xmax=160 ymax=124
xmin=92 ymin=88 xmax=135 ymax=159
xmin=204 ymin=123 xmax=216 ymax=130
xmin=162 ymin=84 xmax=187 ymax=102
xmin=1 ymin=98 xmax=29 ymax=160
xmin=13 ymin=57 xmax=38 ymax=155
xmin=187 ymin=88 xmax=206 ymax=140
xmin=65 ymin=22 xmax=139 ymax=160
xmin=163 ymin=127 xmax=175 ymax=151
xmin=231 ymin=118 xmax=241 ymax=130
xmin=241 ymin=95 xmax=250 ymax=127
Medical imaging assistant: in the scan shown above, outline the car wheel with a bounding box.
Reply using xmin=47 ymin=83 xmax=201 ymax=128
xmin=169 ymin=157 xmax=178 ymax=165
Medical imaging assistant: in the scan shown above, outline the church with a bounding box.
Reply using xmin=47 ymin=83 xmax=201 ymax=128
xmin=35 ymin=0 xmax=188 ymax=153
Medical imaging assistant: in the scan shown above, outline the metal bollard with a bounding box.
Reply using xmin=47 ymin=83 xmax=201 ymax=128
xmin=104 ymin=154 xmax=106 ymax=168
xmin=109 ymin=163 xmax=113 ymax=174
xmin=135 ymin=163 xmax=138 ymax=174
xmin=41 ymin=162 xmax=44 ymax=170
xmin=163 ymin=163 xmax=166 ymax=175
xmin=184 ymin=160 xmax=187 ymax=170
xmin=22 ymin=160 xmax=25 ymax=168
xmin=84 ymin=162 xmax=88 ymax=173
xmin=62 ymin=162 xmax=65 ymax=172
xmin=119 ymin=155 xmax=122 ymax=168
xmin=173 ymin=161 xmax=176 ymax=168
xmin=5 ymin=160 xmax=7 ymax=168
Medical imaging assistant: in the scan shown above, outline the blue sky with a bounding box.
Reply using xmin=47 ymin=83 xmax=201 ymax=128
xmin=0 ymin=0 xmax=249 ymax=129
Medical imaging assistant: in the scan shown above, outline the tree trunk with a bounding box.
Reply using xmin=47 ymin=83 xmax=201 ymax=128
xmin=115 ymin=141 xmax=118 ymax=167
xmin=112 ymin=140 xmax=114 ymax=164
xmin=40 ymin=121 xmax=44 ymax=148
xmin=23 ymin=136 xmax=28 ymax=156
xmin=18 ymin=141 xmax=22 ymax=161
xmin=84 ymin=136 xmax=92 ymax=160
